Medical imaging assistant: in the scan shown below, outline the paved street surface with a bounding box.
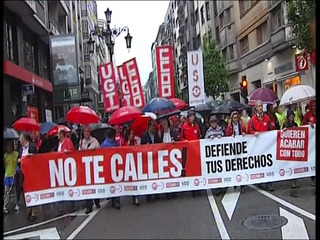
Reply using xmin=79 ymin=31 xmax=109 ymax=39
xmin=4 ymin=178 xmax=315 ymax=239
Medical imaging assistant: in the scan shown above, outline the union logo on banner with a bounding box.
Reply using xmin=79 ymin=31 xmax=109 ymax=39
xmin=276 ymin=127 xmax=309 ymax=162
xmin=295 ymin=53 xmax=309 ymax=71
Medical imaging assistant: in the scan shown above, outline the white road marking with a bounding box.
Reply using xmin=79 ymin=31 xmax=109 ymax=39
xmin=66 ymin=200 xmax=110 ymax=239
xmin=4 ymin=202 xmax=106 ymax=236
xmin=207 ymin=190 xmax=230 ymax=240
xmin=221 ymin=187 xmax=241 ymax=220
xmin=280 ymin=207 xmax=310 ymax=239
xmin=4 ymin=227 xmax=60 ymax=239
xmin=249 ymin=185 xmax=315 ymax=221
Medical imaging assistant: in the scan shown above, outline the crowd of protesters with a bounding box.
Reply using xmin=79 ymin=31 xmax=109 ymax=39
xmin=3 ymin=99 xmax=316 ymax=220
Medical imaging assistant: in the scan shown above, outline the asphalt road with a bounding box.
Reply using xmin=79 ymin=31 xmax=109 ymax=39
xmin=4 ymin=178 xmax=315 ymax=239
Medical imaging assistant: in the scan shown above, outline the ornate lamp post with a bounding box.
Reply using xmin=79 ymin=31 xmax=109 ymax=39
xmin=87 ymin=8 xmax=132 ymax=59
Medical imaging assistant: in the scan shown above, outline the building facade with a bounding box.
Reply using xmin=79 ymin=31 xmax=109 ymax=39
xmin=3 ymin=1 xmax=69 ymax=126
xmin=81 ymin=0 xmax=99 ymax=110
xmin=96 ymin=18 xmax=109 ymax=115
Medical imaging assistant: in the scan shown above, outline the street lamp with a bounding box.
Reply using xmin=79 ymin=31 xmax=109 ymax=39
xmin=87 ymin=7 xmax=132 ymax=58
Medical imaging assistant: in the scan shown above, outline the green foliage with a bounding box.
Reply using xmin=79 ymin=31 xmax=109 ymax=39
xmin=286 ymin=0 xmax=316 ymax=50
xmin=202 ymin=36 xmax=229 ymax=99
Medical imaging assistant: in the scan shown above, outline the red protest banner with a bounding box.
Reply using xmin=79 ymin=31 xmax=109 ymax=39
xmin=117 ymin=65 xmax=132 ymax=106
xmin=276 ymin=127 xmax=309 ymax=161
xmin=22 ymin=141 xmax=201 ymax=193
xmin=99 ymin=62 xmax=120 ymax=112
xmin=156 ymin=45 xmax=175 ymax=98
xmin=122 ymin=58 xmax=146 ymax=108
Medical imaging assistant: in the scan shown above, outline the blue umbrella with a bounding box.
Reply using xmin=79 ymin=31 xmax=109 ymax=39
xmin=142 ymin=97 xmax=176 ymax=114
xmin=41 ymin=122 xmax=57 ymax=134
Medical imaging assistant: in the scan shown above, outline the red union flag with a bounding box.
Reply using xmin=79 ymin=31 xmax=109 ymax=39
xmin=117 ymin=65 xmax=132 ymax=106
xmin=99 ymin=63 xmax=120 ymax=112
xmin=156 ymin=45 xmax=175 ymax=98
xmin=122 ymin=58 xmax=146 ymax=108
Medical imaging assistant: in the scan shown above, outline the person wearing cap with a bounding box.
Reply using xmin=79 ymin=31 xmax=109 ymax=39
xmin=180 ymin=108 xmax=201 ymax=197
xmin=180 ymin=108 xmax=201 ymax=141
xmin=205 ymin=115 xmax=225 ymax=139
xmin=170 ymin=115 xmax=182 ymax=137
xmin=266 ymin=104 xmax=281 ymax=131
xmin=282 ymin=109 xmax=300 ymax=189
xmin=248 ymin=100 xmax=274 ymax=192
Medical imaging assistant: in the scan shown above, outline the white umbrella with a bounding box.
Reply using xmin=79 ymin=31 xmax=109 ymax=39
xmin=279 ymin=84 xmax=315 ymax=106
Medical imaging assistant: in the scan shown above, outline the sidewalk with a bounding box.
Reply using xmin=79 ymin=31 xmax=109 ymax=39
xmin=4 ymin=194 xmax=85 ymax=232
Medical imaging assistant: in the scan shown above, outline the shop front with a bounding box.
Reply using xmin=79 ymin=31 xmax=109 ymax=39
xmin=262 ymin=47 xmax=315 ymax=99
xmin=4 ymin=60 xmax=53 ymax=127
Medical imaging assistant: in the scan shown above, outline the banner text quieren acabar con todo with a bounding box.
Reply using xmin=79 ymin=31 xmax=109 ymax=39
xmin=22 ymin=126 xmax=315 ymax=206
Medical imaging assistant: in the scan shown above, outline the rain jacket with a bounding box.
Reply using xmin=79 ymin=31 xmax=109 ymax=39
xmin=248 ymin=113 xmax=272 ymax=133
xmin=303 ymin=99 xmax=316 ymax=124
xmin=180 ymin=121 xmax=201 ymax=141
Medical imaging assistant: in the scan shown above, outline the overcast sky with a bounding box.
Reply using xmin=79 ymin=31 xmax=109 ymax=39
xmin=97 ymin=1 xmax=170 ymax=86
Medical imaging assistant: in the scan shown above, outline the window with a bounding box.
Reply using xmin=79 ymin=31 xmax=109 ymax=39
xmin=228 ymin=45 xmax=234 ymax=60
xmin=219 ymin=14 xmax=224 ymax=28
xmin=256 ymin=21 xmax=269 ymax=45
xmin=239 ymin=0 xmax=251 ymax=15
xmin=205 ymin=2 xmax=210 ymax=21
xmin=24 ymin=39 xmax=35 ymax=72
xmin=191 ymin=13 xmax=195 ymax=25
xmin=240 ymin=36 xmax=249 ymax=55
xmin=5 ymin=22 xmax=14 ymax=61
xmin=222 ymin=49 xmax=227 ymax=62
xmin=195 ymin=10 xmax=199 ymax=23
xmin=272 ymin=5 xmax=284 ymax=32
xmin=225 ymin=8 xmax=231 ymax=25
xmin=213 ymin=1 xmax=218 ymax=16
xmin=215 ymin=27 xmax=220 ymax=43
xmin=200 ymin=6 xmax=205 ymax=25
xmin=85 ymin=66 xmax=91 ymax=79
xmin=82 ymin=20 xmax=88 ymax=33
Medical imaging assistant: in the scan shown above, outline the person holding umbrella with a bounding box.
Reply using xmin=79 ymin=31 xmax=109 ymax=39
xmin=80 ymin=125 xmax=101 ymax=214
xmin=101 ymin=127 xmax=121 ymax=209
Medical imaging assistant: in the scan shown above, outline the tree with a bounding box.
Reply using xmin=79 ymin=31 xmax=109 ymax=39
xmin=202 ymin=36 xmax=229 ymax=99
xmin=286 ymin=0 xmax=316 ymax=51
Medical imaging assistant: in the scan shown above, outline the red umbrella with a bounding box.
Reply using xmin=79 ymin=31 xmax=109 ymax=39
xmin=169 ymin=98 xmax=188 ymax=110
xmin=248 ymin=87 xmax=279 ymax=106
xmin=47 ymin=125 xmax=71 ymax=137
xmin=131 ymin=115 xmax=158 ymax=138
xmin=12 ymin=117 xmax=41 ymax=132
xmin=109 ymin=106 xmax=143 ymax=125
xmin=66 ymin=106 xmax=100 ymax=124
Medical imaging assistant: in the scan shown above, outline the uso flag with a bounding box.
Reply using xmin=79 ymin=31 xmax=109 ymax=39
xmin=99 ymin=63 xmax=120 ymax=112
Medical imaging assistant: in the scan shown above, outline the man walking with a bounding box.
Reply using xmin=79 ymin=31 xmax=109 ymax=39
xmin=79 ymin=125 xmax=101 ymax=214
xmin=101 ymin=127 xmax=121 ymax=209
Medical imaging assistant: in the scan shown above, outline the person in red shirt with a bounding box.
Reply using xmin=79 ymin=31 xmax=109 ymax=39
xmin=303 ymin=99 xmax=316 ymax=125
xmin=57 ymin=130 xmax=75 ymax=152
xmin=180 ymin=108 xmax=201 ymax=197
xmin=248 ymin=100 xmax=274 ymax=191
xmin=180 ymin=109 xmax=201 ymax=141
xmin=266 ymin=104 xmax=280 ymax=130
xmin=302 ymin=99 xmax=316 ymax=186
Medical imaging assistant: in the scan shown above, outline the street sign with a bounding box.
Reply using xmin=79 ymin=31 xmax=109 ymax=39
xmin=22 ymin=84 xmax=34 ymax=95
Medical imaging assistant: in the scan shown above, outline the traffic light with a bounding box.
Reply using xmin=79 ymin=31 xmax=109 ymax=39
xmin=240 ymin=76 xmax=248 ymax=102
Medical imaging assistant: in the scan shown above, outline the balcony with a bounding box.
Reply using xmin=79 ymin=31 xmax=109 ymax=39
xmin=179 ymin=23 xmax=185 ymax=35
xmin=48 ymin=1 xmax=68 ymax=17
xmin=226 ymin=60 xmax=239 ymax=74
xmin=177 ymin=2 xmax=184 ymax=16
xmin=270 ymin=27 xmax=289 ymax=53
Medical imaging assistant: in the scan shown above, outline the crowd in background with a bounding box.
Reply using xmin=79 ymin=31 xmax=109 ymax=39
xmin=3 ymin=98 xmax=316 ymax=220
